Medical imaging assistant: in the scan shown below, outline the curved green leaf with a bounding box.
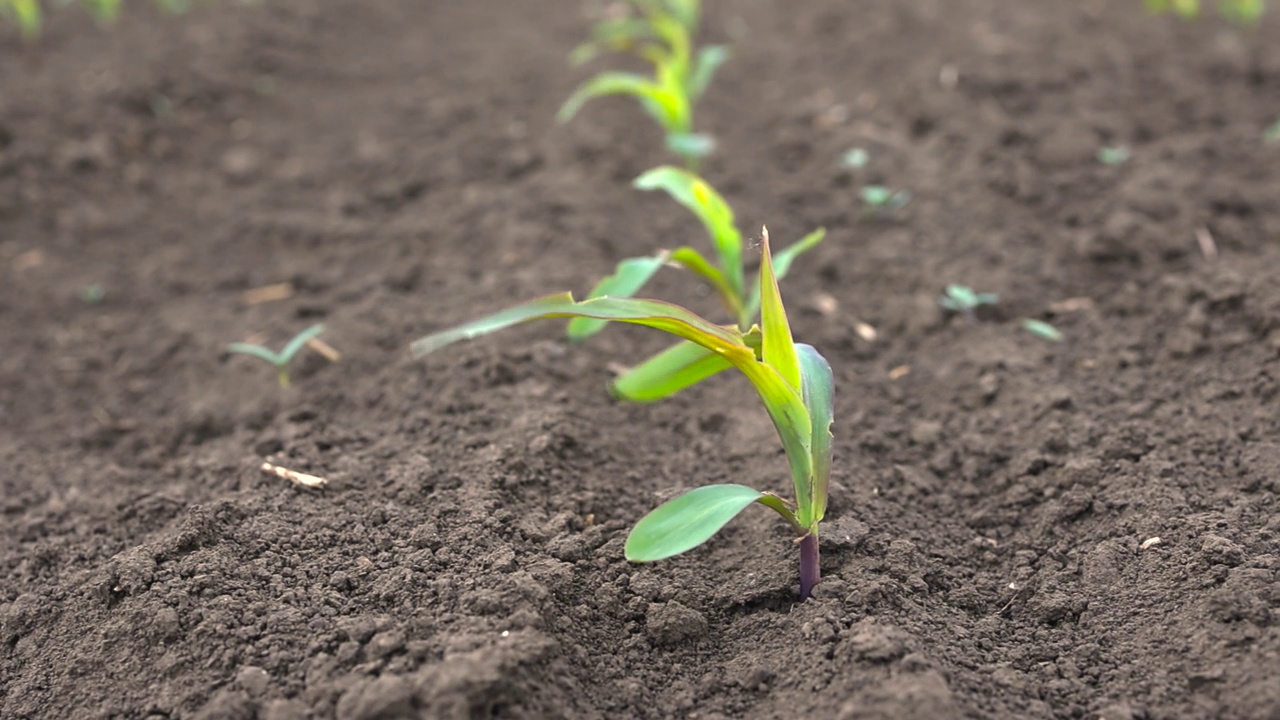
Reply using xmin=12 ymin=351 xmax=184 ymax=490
xmin=668 ymin=246 xmax=738 ymax=315
xmin=558 ymin=72 xmax=682 ymax=131
xmin=625 ymin=484 xmax=763 ymax=562
xmin=279 ymin=324 xmax=326 ymax=363
xmin=796 ymin=344 xmax=834 ymax=526
xmin=611 ymin=340 xmax=732 ymax=402
xmin=411 ymin=292 xmax=752 ymax=362
xmin=568 ymin=254 xmax=670 ymax=342
xmin=634 ymin=167 xmax=742 ymax=294
xmin=688 ymin=45 xmax=729 ymax=99
xmin=227 ymin=343 xmax=283 ymax=366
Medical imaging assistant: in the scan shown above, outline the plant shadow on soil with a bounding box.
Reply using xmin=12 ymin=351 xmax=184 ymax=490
xmin=2 ymin=1 xmax=1279 ymax=719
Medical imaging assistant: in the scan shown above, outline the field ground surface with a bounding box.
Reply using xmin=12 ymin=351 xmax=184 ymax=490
xmin=2 ymin=1 xmax=1279 ymax=718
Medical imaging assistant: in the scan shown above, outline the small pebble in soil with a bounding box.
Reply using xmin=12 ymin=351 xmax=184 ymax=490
xmin=645 ymin=601 xmax=707 ymax=646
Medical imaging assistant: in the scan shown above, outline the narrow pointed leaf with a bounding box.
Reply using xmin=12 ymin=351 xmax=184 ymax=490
xmin=745 ymin=227 xmax=826 ymax=317
xmin=568 ymin=254 xmax=669 ymax=341
xmin=758 ymin=231 xmax=802 ymax=390
xmin=625 ymin=484 xmax=763 ymax=562
xmin=634 ymin=167 xmax=742 ymax=294
xmin=797 ymin=344 xmax=834 ymax=526
xmin=227 ymin=344 xmax=283 ymax=366
xmin=412 ymin=293 xmax=752 ymax=362
xmin=688 ymin=45 xmax=730 ymax=99
xmin=611 ymin=340 xmax=732 ymax=402
xmin=558 ymin=72 xmax=681 ymax=130
xmin=10 ymin=0 xmax=40 ymax=36
xmin=279 ymin=324 xmax=326 ymax=363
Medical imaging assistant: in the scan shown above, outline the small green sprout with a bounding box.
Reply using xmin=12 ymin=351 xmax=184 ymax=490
xmin=569 ymin=169 xmax=825 ymax=404
xmin=559 ymin=0 xmax=729 ymax=169
xmin=1021 ymin=318 xmax=1064 ymax=342
xmin=227 ymin=324 xmax=326 ymax=388
xmin=860 ymin=185 xmax=910 ymax=212
xmin=1264 ymin=120 xmax=1280 ymax=145
xmin=1097 ymin=146 xmax=1131 ymax=166
xmin=840 ymin=147 xmax=869 ymax=169
xmin=1144 ymin=0 xmax=1265 ymax=22
xmin=82 ymin=284 xmax=105 ymax=304
xmin=939 ymin=284 xmax=998 ymax=322
xmin=413 ymin=234 xmax=834 ymax=599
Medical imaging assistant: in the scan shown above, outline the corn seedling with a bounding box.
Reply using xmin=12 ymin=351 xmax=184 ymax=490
xmin=1144 ymin=0 xmax=1265 ymax=22
xmin=861 ymin=185 xmax=910 ymax=212
xmin=569 ymin=168 xmax=825 ymax=405
xmin=412 ymin=234 xmax=834 ymax=599
xmin=227 ymin=323 xmax=325 ymax=388
xmin=940 ymin=284 xmax=998 ymax=322
xmin=559 ymin=0 xmax=729 ymax=169
xmin=1 ymin=0 xmax=194 ymax=37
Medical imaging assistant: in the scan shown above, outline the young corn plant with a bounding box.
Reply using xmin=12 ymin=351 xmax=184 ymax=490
xmin=568 ymin=167 xmax=825 ymax=405
xmin=412 ymin=233 xmax=834 ymax=599
xmin=559 ymin=0 xmax=729 ymax=168
xmin=1144 ymin=0 xmax=1265 ymax=22
xmin=227 ymin=323 xmax=325 ymax=389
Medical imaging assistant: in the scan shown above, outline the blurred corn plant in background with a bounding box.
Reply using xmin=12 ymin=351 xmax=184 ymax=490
xmin=1 ymin=0 xmax=200 ymax=38
xmin=1145 ymin=0 xmax=1265 ymax=23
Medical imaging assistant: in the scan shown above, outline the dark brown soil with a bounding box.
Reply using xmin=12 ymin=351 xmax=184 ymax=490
xmin=3 ymin=1 xmax=1279 ymax=718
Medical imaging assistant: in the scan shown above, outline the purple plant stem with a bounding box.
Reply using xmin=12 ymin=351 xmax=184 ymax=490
xmin=799 ymin=534 xmax=820 ymax=600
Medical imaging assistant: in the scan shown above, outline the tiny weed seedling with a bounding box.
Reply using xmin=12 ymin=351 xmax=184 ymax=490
xmin=1097 ymin=146 xmax=1131 ymax=166
xmin=1145 ymin=0 xmax=1265 ymax=22
xmin=559 ymin=0 xmax=729 ymax=168
xmin=1265 ymin=120 xmax=1280 ymax=145
xmin=939 ymin=284 xmax=998 ymax=322
xmin=569 ymin=168 xmax=825 ymax=404
xmin=860 ymin=185 xmax=910 ymax=213
xmin=413 ymin=233 xmax=834 ymax=599
xmin=840 ymin=147 xmax=870 ymax=170
xmin=1021 ymin=318 xmax=1064 ymax=342
xmin=228 ymin=324 xmax=326 ymax=389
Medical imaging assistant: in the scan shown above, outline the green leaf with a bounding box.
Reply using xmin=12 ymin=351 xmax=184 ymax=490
xmin=634 ymin=166 xmax=743 ymax=295
xmin=688 ymin=45 xmax=730 ymax=99
xmin=758 ymin=229 xmax=802 ymax=390
xmin=665 ymin=132 xmax=716 ymax=159
xmin=611 ymin=340 xmax=732 ymax=402
xmin=625 ymin=484 xmax=763 ymax=562
xmin=668 ymin=246 xmax=740 ymax=316
xmin=745 ymin=228 xmax=826 ymax=318
xmin=279 ymin=324 xmax=326 ymax=363
xmin=9 ymin=0 xmax=40 ymax=37
xmin=1021 ymin=318 xmax=1063 ymax=342
xmin=796 ymin=344 xmax=834 ymax=527
xmin=568 ymin=254 xmax=670 ymax=341
xmin=558 ymin=72 xmax=683 ymax=131
xmin=570 ymin=17 xmax=655 ymax=65
xmin=412 ymin=292 xmax=753 ymax=362
xmin=227 ymin=343 xmax=283 ymax=366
